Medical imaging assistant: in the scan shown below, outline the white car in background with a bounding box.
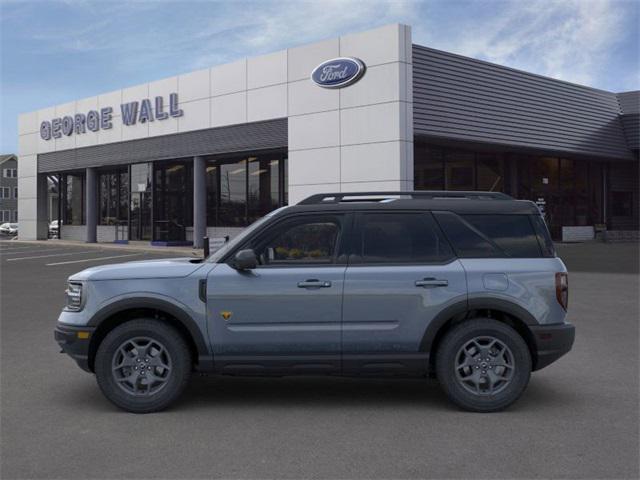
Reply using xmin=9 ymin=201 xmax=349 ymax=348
xmin=0 ymin=223 xmax=18 ymax=236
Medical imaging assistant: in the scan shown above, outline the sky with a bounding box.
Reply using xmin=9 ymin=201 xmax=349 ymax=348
xmin=1 ymin=0 xmax=638 ymax=153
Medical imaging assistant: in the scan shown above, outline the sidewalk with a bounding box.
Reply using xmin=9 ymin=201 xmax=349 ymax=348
xmin=5 ymin=238 xmax=204 ymax=256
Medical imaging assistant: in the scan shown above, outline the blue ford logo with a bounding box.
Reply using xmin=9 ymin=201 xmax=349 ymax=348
xmin=311 ymin=57 xmax=366 ymax=89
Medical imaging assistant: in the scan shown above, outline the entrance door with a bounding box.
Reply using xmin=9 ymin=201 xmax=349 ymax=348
xmin=206 ymin=213 xmax=347 ymax=374
xmin=130 ymin=192 xmax=151 ymax=241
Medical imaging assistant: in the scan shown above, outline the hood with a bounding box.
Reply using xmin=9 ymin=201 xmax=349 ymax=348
xmin=69 ymin=257 xmax=206 ymax=281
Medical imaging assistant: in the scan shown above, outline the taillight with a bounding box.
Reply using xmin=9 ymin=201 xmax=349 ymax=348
xmin=555 ymin=272 xmax=568 ymax=310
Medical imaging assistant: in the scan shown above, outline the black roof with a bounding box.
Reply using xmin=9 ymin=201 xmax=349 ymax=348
xmin=287 ymin=191 xmax=540 ymax=215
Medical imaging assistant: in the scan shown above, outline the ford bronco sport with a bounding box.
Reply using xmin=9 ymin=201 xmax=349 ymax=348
xmin=55 ymin=191 xmax=574 ymax=413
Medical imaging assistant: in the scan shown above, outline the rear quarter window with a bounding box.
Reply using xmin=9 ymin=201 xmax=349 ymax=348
xmin=434 ymin=212 xmax=546 ymax=258
xmin=462 ymin=214 xmax=543 ymax=258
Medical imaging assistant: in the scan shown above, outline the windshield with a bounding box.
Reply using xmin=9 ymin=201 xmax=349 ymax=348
xmin=206 ymin=206 xmax=289 ymax=263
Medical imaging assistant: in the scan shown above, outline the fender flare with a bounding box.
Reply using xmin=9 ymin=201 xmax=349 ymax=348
xmin=419 ymin=297 xmax=539 ymax=353
xmin=88 ymin=296 xmax=210 ymax=361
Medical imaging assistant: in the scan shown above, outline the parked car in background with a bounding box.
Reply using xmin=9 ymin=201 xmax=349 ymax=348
xmin=0 ymin=223 xmax=18 ymax=236
xmin=55 ymin=191 xmax=574 ymax=414
xmin=49 ymin=220 xmax=60 ymax=238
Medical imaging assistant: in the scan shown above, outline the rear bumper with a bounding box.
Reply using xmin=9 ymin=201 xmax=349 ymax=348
xmin=54 ymin=324 xmax=95 ymax=373
xmin=530 ymin=322 xmax=575 ymax=371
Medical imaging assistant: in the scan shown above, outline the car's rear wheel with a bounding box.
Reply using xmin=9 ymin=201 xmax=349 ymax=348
xmin=436 ymin=318 xmax=531 ymax=412
xmin=95 ymin=319 xmax=192 ymax=413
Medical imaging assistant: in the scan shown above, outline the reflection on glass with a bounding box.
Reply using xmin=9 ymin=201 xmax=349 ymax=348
xmin=98 ymin=169 xmax=128 ymax=225
xmin=477 ymin=154 xmax=503 ymax=191
xmin=445 ymin=151 xmax=475 ymax=190
xmin=206 ymin=152 xmax=286 ymax=227
xmin=63 ymin=173 xmax=84 ymax=225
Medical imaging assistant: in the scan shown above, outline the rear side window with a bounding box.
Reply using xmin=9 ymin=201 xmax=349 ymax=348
xmin=462 ymin=215 xmax=543 ymax=258
xmin=355 ymin=213 xmax=454 ymax=264
xmin=434 ymin=212 xmax=544 ymax=258
xmin=530 ymin=214 xmax=556 ymax=257
xmin=433 ymin=212 xmax=500 ymax=258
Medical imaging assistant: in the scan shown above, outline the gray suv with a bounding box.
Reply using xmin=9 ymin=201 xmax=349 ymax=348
xmin=55 ymin=191 xmax=574 ymax=413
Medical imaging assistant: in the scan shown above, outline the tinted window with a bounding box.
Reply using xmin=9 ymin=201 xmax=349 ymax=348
xmin=255 ymin=216 xmax=341 ymax=265
xmin=435 ymin=212 xmax=544 ymax=258
xmin=530 ymin=214 xmax=555 ymax=257
xmin=357 ymin=213 xmax=453 ymax=264
xmin=462 ymin=215 xmax=542 ymax=258
xmin=433 ymin=212 xmax=499 ymax=258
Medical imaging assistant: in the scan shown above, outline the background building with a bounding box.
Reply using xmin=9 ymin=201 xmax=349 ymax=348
xmin=17 ymin=24 xmax=639 ymax=245
xmin=0 ymin=154 xmax=18 ymax=224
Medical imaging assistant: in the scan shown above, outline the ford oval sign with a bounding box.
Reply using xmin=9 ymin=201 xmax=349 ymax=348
xmin=311 ymin=57 xmax=366 ymax=89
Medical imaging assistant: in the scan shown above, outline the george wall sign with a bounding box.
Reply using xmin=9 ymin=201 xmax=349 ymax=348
xmin=311 ymin=57 xmax=366 ymax=89
xmin=40 ymin=93 xmax=184 ymax=140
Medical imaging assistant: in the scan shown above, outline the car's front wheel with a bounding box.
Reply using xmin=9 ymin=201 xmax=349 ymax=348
xmin=95 ymin=319 xmax=192 ymax=413
xmin=436 ymin=318 xmax=532 ymax=412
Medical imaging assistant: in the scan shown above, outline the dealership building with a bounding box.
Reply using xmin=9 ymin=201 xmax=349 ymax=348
xmin=17 ymin=24 xmax=639 ymax=245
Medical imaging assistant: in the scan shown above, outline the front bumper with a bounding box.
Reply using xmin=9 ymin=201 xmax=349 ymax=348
xmin=530 ymin=322 xmax=575 ymax=371
xmin=54 ymin=324 xmax=95 ymax=372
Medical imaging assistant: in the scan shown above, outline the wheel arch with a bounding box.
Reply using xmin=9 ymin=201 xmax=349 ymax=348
xmin=87 ymin=297 xmax=212 ymax=373
xmin=422 ymin=298 xmax=539 ymax=373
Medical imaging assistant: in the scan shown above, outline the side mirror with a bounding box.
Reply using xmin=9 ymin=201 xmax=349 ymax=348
xmin=233 ymin=249 xmax=258 ymax=270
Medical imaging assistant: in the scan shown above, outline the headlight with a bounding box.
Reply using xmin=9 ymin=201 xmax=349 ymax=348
xmin=65 ymin=282 xmax=83 ymax=311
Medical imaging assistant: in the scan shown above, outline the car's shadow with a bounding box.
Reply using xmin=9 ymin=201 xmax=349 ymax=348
xmin=59 ymin=374 xmax=577 ymax=414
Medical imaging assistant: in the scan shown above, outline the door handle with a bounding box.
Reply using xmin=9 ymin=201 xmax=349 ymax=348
xmin=415 ymin=278 xmax=448 ymax=288
xmin=297 ymin=279 xmax=332 ymax=289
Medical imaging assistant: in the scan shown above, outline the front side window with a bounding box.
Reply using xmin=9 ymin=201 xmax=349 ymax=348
xmin=252 ymin=215 xmax=342 ymax=266
xmin=356 ymin=212 xmax=453 ymax=264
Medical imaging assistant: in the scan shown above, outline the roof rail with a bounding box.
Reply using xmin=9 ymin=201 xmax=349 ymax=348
xmin=298 ymin=190 xmax=512 ymax=205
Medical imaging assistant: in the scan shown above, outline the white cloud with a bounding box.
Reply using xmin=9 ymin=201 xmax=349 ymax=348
xmin=414 ymin=0 xmax=636 ymax=89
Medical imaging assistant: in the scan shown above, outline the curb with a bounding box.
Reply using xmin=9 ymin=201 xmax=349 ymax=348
xmin=5 ymin=239 xmax=204 ymax=256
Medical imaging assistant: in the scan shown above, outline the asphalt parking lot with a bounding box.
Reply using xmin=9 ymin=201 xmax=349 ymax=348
xmin=1 ymin=240 xmax=638 ymax=479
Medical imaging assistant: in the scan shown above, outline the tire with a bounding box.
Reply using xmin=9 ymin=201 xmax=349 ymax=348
xmin=435 ymin=318 xmax=531 ymax=412
xmin=95 ymin=319 xmax=192 ymax=413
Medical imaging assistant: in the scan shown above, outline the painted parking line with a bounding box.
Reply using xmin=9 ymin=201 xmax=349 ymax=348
xmin=6 ymin=250 xmax=100 ymax=262
xmin=0 ymin=246 xmax=48 ymax=253
xmin=0 ymin=248 xmax=73 ymax=256
xmin=46 ymin=253 xmax=142 ymax=266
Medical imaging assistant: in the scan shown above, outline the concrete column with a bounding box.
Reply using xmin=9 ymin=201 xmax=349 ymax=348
xmin=193 ymin=156 xmax=207 ymax=248
xmin=36 ymin=174 xmax=49 ymax=239
xmin=85 ymin=167 xmax=97 ymax=243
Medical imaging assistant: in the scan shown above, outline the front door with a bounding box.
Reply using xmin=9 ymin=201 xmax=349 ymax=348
xmin=341 ymin=212 xmax=467 ymax=375
xmin=207 ymin=213 xmax=348 ymax=374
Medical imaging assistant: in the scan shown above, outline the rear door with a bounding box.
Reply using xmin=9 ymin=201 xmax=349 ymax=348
xmin=341 ymin=211 xmax=467 ymax=375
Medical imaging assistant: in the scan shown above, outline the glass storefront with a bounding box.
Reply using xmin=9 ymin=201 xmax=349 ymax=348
xmin=52 ymin=150 xmax=288 ymax=243
xmin=206 ymin=151 xmax=287 ymax=228
xmin=154 ymin=161 xmax=192 ymax=242
xmin=129 ymin=163 xmax=152 ymax=241
xmin=414 ymin=141 xmax=635 ymax=239
xmin=61 ymin=173 xmax=85 ymax=225
xmin=98 ymin=168 xmax=128 ymax=225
